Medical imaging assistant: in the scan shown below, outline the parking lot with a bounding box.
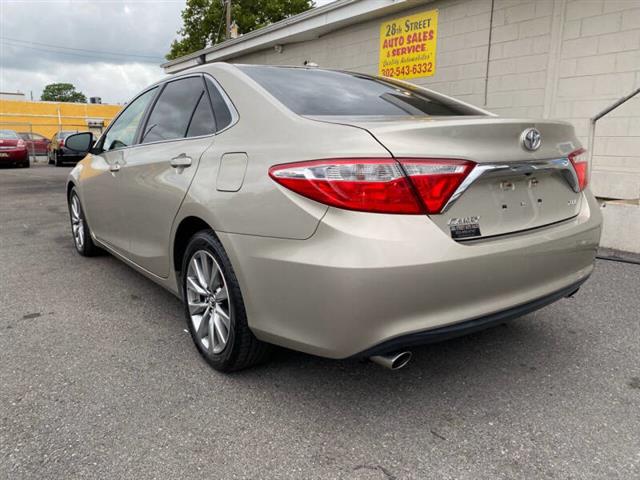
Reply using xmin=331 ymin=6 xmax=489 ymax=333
xmin=0 ymin=164 xmax=638 ymax=479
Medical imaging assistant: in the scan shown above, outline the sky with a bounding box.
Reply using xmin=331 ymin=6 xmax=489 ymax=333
xmin=0 ymin=0 xmax=336 ymax=104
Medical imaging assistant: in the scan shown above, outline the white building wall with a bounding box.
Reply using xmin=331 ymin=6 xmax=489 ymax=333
xmin=231 ymin=0 xmax=640 ymax=251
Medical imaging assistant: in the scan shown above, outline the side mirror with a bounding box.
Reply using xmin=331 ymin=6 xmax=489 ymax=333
xmin=65 ymin=132 xmax=94 ymax=153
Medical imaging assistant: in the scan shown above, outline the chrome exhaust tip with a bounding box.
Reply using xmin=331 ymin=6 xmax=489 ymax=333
xmin=370 ymin=351 xmax=412 ymax=370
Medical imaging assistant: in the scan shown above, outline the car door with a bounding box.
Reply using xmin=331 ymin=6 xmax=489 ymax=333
xmin=115 ymin=75 xmax=217 ymax=277
xmin=32 ymin=134 xmax=49 ymax=155
xmin=81 ymin=87 xmax=158 ymax=256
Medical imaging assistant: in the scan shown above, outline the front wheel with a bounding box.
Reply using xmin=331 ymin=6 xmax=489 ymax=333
xmin=68 ymin=188 xmax=101 ymax=256
xmin=182 ymin=231 xmax=271 ymax=372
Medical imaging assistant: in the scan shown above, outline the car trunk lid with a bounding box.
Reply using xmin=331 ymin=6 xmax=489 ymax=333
xmin=0 ymin=138 xmax=20 ymax=149
xmin=308 ymin=116 xmax=583 ymax=240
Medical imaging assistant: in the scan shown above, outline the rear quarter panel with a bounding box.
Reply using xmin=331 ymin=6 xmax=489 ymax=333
xmin=176 ymin=64 xmax=392 ymax=240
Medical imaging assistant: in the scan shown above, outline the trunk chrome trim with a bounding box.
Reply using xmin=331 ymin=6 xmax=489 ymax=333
xmin=441 ymin=157 xmax=578 ymax=213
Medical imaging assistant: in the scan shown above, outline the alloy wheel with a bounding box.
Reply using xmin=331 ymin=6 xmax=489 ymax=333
xmin=70 ymin=194 xmax=85 ymax=250
xmin=186 ymin=250 xmax=232 ymax=354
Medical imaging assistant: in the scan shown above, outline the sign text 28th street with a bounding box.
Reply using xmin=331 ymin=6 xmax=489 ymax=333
xmin=379 ymin=10 xmax=438 ymax=80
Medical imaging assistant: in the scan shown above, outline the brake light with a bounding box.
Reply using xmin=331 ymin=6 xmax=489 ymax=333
xmin=269 ymin=158 xmax=475 ymax=215
xmin=398 ymin=159 xmax=475 ymax=213
xmin=269 ymin=159 xmax=422 ymax=214
xmin=568 ymin=148 xmax=588 ymax=191
xmin=59 ymin=138 xmax=65 ymax=147
xmin=17 ymin=139 xmax=26 ymax=148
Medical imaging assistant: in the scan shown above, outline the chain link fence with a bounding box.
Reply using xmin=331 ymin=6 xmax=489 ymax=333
xmin=1 ymin=121 xmax=101 ymax=164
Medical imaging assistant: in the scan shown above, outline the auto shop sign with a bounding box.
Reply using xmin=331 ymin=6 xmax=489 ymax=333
xmin=379 ymin=9 xmax=438 ymax=80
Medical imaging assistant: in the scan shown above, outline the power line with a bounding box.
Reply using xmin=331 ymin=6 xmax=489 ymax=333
xmin=0 ymin=36 xmax=164 ymax=60
xmin=1 ymin=39 xmax=163 ymax=62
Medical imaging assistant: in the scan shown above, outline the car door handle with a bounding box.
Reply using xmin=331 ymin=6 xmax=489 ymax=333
xmin=170 ymin=154 xmax=192 ymax=168
xmin=109 ymin=163 xmax=121 ymax=173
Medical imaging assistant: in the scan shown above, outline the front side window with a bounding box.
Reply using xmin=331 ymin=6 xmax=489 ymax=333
xmin=103 ymin=87 xmax=157 ymax=151
xmin=239 ymin=66 xmax=481 ymax=117
xmin=142 ymin=77 xmax=211 ymax=143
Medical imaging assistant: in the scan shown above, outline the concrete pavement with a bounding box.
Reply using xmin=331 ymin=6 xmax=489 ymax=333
xmin=1 ymin=165 xmax=639 ymax=479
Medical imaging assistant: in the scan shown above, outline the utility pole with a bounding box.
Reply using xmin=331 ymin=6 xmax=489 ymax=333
xmin=225 ymin=0 xmax=232 ymax=40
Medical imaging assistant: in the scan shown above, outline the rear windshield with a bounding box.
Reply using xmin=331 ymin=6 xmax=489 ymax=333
xmin=0 ymin=130 xmax=19 ymax=139
xmin=239 ymin=66 xmax=480 ymax=117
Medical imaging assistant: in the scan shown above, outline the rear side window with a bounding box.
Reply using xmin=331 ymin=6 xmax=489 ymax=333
xmin=186 ymin=93 xmax=216 ymax=138
xmin=142 ymin=77 xmax=214 ymax=143
xmin=0 ymin=130 xmax=19 ymax=139
xmin=239 ymin=66 xmax=480 ymax=117
xmin=205 ymin=77 xmax=233 ymax=131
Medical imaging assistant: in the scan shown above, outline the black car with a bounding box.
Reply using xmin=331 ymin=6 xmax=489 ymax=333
xmin=48 ymin=131 xmax=87 ymax=166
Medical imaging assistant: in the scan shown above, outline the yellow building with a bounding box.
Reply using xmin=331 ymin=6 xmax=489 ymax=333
xmin=0 ymin=99 xmax=122 ymax=139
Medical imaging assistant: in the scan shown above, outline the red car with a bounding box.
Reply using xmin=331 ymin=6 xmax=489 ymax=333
xmin=18 ymin=132 xmax=51 ymax=156
xmin=0 ymin=130 xmax=30 ymax=168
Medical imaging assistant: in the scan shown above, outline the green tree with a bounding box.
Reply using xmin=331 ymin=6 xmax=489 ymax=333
xmin=40 ymin=83 xmax=87 ymax=103
xmin=166 ymin=0 xmax=314 ymax=60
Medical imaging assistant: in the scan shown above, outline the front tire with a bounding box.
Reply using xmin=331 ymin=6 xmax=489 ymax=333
xmin=182 ymin=230 xmax=271 ymax=372
xmin=68 ymin=188 xmax=101 ymax=256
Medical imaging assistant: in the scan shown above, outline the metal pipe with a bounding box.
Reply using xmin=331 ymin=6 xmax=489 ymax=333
xmin=592 ymin=88 xmax=640 ymax=123
xmin=370 ymin=351 xmax=412 ymax=370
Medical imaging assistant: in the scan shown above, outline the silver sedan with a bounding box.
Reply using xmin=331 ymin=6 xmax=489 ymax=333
xmin=65 ymin=63 xmax=601 ymax=372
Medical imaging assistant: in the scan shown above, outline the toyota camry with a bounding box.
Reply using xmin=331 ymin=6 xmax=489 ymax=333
xmin=64 ymin=63 xmax=602 ymax=372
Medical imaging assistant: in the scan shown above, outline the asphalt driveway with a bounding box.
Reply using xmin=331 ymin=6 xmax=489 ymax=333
xmin=1 ymin=165 xmax=639 ymax=479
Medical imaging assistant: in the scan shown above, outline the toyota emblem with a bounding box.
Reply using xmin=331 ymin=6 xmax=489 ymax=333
xmin=521 ymin=128 xmax=542 ymax=151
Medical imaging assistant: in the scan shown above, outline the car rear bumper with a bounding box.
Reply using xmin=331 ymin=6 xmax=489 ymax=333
xmin=0 ymin=149 xmax=28 ymax=163
xmin=56 ymin=149 xmax=84 ymax=161
xmin=355 ymin=276 xmax=587 ymax=358
xmin=220 ymin=190 xmax=602 ymax=359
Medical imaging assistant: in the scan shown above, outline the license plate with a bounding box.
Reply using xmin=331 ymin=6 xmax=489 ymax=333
xmin=0 ymin=153 xmax=8 ymax=157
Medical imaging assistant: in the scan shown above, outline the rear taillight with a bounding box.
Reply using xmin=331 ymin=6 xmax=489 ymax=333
xmin=269 ymin=158 xmax=475 ymax=215
xmin=17 ymin=139 xmax=26 ymax=148
xmin=398 ymin=159 xmax=475 ymax=213
xmin=269 ymin=159 xmax=422 ymax=214
xmin=568 ymin=148 xmax=588 ymax=191
xmin=59 ymin=139 xmax=65 ymax=147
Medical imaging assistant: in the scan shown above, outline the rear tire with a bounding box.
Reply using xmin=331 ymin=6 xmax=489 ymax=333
xmin=182 ymin=230 xmax=271 ymax=372
xmin=68 ymin=188 xmax=101 ymax=256
xmin=55 ymin=153 xmax=63 ymax=167
xmin=48 ymin=153 xmax=54 ymax=165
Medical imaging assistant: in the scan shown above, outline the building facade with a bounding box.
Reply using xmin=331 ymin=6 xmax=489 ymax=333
xmin=0 ymin=99 xmax=121 ymax=139
xmin=163 ymin=0 xmax=640 ymax=252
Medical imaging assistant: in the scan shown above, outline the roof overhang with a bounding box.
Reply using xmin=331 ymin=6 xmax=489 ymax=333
xmin=162 ymin=0 xmax=431 ymax=74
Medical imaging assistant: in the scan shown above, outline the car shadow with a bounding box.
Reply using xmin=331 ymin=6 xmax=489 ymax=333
xmin=222 ymin=307 xmax=580 ymax=410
